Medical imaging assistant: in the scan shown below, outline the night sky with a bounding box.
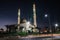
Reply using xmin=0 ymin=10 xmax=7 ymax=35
xmin=0 ymin=0 xmax=60 ymax=30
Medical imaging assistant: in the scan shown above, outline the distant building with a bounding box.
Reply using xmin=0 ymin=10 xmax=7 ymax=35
xmin=0 ymin=28 xmax=4 ymax=33
xmin=5 ymin=24 xmax=17 ymax=33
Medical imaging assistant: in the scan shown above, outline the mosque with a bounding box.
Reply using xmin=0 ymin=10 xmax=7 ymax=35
xmin=5 ymin=3 xmax=39 ymax=33
xmin=17 ymin=3 xmax=39 ymax=33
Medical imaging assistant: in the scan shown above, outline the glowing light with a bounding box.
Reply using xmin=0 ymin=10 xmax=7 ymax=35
xmin=26 ymin=21 xmax=30 ymax=30
xmin=55 ymin=23 xmax=58 ymax=27
xmin=45 ymin=14 xmax=48 ymax=17
xmin=26 ymin=21 xmax=30 ymax=25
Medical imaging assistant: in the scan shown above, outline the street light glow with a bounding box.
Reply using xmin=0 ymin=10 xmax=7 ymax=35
xmin=55 ymin=23 xmax=58 ymax=27
xmin=45 ymin=14 xmax=48 ymax=17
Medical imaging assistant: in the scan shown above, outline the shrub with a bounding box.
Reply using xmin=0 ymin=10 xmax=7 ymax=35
xmin=18 ymin=31 xmax=28 ymax=36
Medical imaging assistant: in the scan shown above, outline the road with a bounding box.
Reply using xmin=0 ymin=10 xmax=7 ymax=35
xmin=0 ymin=34 xmax=60 ymax=40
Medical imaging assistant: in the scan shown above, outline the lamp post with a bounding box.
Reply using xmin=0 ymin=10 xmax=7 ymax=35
xmin=54 ymin=23 xmax=58 ymax=32
xmin=45 ymin=14 xmax=53 ymax=40
xmin=44 ymin=14 xmax=53 ymax=40
xmin=44 ymin=14 xmax=51 ymax=33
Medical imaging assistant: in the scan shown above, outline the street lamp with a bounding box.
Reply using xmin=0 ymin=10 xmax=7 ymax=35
xmin=44 ymin=14 xmax=53 ymax=40
xmin=54 ymin=23 xmax=58 ymax=32
xmin=44 ymin=14 xmax=48 ymax=18
xmin=44 ymin=14 xmax=51 ymax=32
xmin=55 ymin=23 xmax=58 ymax=27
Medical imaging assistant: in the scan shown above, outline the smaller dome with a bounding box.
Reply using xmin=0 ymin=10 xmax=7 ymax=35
xmin=20 ymin=18 xmax=27 ymax=23
xmin=23 ymin=19 xmax=27 ymax=23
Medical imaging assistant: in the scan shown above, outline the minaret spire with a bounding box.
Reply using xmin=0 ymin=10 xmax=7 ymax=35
xmin=33 ymin=3 xmax=37 ymax=27
xmin=18 ymin=8 xmax=20 ymax=31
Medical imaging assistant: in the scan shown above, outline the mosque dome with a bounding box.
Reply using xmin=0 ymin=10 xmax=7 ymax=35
xmin=20 ymin=18 xmax=27 ymax=23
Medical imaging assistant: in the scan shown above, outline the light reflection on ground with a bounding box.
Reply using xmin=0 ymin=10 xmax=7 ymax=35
xmin=0 ymin=34 xmax=60 ymax=40
xmin=19 ymin=37 xmax=52 ymax=40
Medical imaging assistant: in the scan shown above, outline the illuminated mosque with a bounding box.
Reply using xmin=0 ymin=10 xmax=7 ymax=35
xmin=17 ymin=3 xmax=39 ymax=33
xmin=5 ymin=3 xmax=39 ymax=33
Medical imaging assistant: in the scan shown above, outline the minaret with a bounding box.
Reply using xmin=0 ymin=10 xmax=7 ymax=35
xmin=18 ymin=8 xmax=20 ymax=31
xmin=33 ymin=3 xmax=37 ymax=27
